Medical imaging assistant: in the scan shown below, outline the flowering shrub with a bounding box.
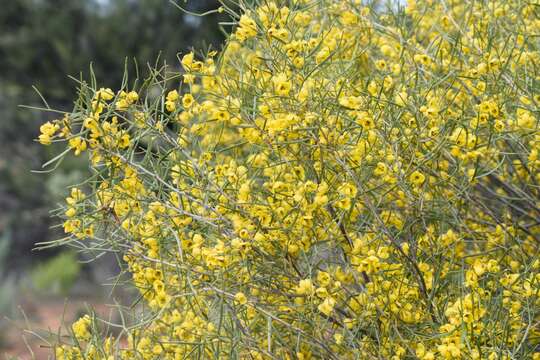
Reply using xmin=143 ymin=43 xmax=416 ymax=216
xmin=39 ymin=0 xmax=540 ymax=359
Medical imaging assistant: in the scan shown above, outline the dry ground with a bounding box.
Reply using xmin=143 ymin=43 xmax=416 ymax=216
xmin=2 ymin=297 xmax=120 ymax=360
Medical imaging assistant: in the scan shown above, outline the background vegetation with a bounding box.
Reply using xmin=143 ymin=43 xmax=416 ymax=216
xmin=0 ymin=0 xmax=224 ymax=354
xmin=0 ymin=0 xmax=224 ymax=268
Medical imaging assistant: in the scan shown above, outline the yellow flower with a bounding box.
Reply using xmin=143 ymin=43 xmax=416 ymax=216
xmin=127 ymin=91 xmax=139 ymax=103
xmin=409 ymin=170 xmax=425 ymax=186
xmin=118 ymin=133 xmax=131 ymax=149
xmin=296 ymin=279 xmax=315 ymax=295
xmin=234 ymin=292 xmax=248 ymax=305
xmin=38 ymin=121 xmax=59 ymax=145
xmin=65 ymin=207 xmax=77 ymax=217
xmin=182 ymin=93 xmax=195 ymax=108
xmin=166 ymin=90 xmax=179 ymax=112
xmin=236 ymin=15 xmax=258 ymax=41
xmin=354 ymin=111 xmax=375 ymax=129
xmin=317 ymin=297 xmax=336 ymax=316
xmin=181 ymin=52 xmax=194 ymax=71
xmin=68 ymin=136 xmax=87 ymax=156
xmin=273 ymin=73 xmax=292 ymax=96
xmin=95 ymin=87 xmax=114 ymax=101
xmin=72 ymin=315 xmax=91 ymax=341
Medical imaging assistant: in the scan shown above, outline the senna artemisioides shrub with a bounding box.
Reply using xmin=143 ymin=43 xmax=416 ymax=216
xmin=38 ymin=0 xmax=540 ymax=358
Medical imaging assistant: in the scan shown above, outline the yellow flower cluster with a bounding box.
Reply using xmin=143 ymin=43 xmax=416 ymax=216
xmin=72 ymin=315 xmax=92 ymax=341
xmin=41 ymin=0 xmax=540 ymax=358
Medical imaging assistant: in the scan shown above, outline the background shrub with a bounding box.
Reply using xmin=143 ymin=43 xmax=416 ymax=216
xmin=30 ymin=251 xmax=81 ymax=296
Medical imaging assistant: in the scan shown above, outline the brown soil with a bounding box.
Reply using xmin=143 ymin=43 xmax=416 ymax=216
xmin=2 ymin=298 xmax=118 ymax=360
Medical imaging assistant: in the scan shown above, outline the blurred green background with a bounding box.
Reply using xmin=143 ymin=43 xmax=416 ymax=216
xmin=0 ymin=0 xmax=224 ymax=355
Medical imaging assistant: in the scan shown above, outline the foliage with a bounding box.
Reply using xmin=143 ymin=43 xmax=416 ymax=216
xmin=40 ymin=0 xmax=540 ymax=359
xmin=31 ymin=251 xmax=82 ymax=296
